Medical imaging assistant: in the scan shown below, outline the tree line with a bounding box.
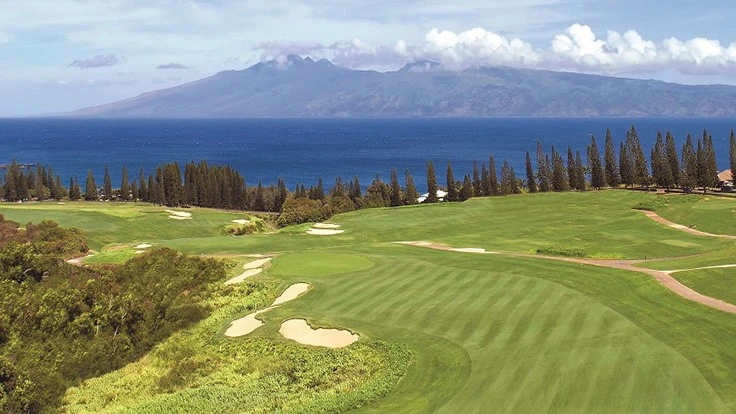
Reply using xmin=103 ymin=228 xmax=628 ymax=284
xmin=2 ymin=126 xmax=734 ymax=223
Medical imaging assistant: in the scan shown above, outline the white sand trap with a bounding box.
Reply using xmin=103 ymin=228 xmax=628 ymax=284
xmin=224 ymin=268 xmax=263 ymax=285
xmin=232 ymin=219 xmax=251 ymax=224
xmin=313 ymin=223 xmax=341 ymax=229
xmin=244 ymin=258 xmax=271 ymax=269
xmin=279 ymin=319 xmax=359 ymax=348
xmin=307 ymin=228 xmax=345 ymax=236
xmin=134 ymin=250 xmax=145 ymax=254
xmin=271 ymin=283 xmax=310 ymax=306
xmin=165 ymin=209 xmax=192 ymax=217
xmin=134 ymin=243 xmax=152 ymax=249
xmin=224 ymin=309 xmax=267 ymax=337
xmin=168 ymin=215 xmax=192 ymax=220
xmin=451 ymin=247 xmax=490 ymax=254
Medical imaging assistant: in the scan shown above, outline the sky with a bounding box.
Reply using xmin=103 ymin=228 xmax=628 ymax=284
xmin=2 ymin=0 xmax=736 ymax=116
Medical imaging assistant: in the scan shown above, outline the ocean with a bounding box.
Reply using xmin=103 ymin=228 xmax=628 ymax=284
xmin=1 ymin=118 xmax=735 ymax=192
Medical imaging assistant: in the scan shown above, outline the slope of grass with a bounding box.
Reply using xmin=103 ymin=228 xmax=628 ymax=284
xmin=653 ymin=194 xmax=736 ymax=236
xmin=671 ymin=268 xmax=736 ymax=306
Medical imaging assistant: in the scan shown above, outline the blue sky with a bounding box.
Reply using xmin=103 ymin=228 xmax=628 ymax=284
xmin=2 ymin=0 xmax=736 ymax=116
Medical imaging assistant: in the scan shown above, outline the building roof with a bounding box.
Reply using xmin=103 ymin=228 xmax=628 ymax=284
xmin=718 ymin=169 xmax=733 ymax=182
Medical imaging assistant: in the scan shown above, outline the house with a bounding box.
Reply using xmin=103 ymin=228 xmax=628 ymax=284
xmin=416 ymin=189 xmax=448 ymax=203
xmin=718 ymin=169 xmax=733 ymax=190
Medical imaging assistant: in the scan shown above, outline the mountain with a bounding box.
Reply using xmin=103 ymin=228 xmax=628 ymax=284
xmin=74 ymin=55 xmax=736 ymax=117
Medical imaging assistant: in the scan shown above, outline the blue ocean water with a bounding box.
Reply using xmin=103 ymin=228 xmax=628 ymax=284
xmin=1 ymin=118 xmax=735 ymax=192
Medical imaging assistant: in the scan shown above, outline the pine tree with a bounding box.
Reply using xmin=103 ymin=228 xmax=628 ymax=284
xmin=103 ymin=165 xmax=112 ymax=200
xmin=138 ymin=167 xmax=147 ymax=201
xmin=131 ymin=180 xmax=139 ymax=201
xmin=652 ymin=131 xmax=673 ymax=188
xmin=254 ymin=181 xmax=265 ymax=211
xmin=352 ymin=177 xmax=362 ymax=200
xmin=458 ymin=173 xmax=472 ymax=201
xmin=480 ymin=163 xmax=491 ymax=196
xmin=705 ymin=131 xmax=718 ymax=189
xmin=84 ymin=170 xmax=98 ymax=201
xmin=472 ymin=161 xmax=481 ymax=196
xmin=389 ymin=168 xmax=403 ymax=207
xmin=500 ymin=160 xmax=513 ymax=195
xmin=3 ymin=160 xmax=19 ymax=201
xmin=619 ymin=141 xmax=633 ymax=187
xmin=120 ymin=165 xmax=130 ymax=201
xmin=34 ymin=164 xmax=46 ymax=201
xmin=426 ymin=161 xmax=438 ymax=203
xmin=626 ymin=126 xmax=649 ymax=187
xmin=536 ymin=142 xmax=550 ymax=192
xmin=446 ymin=162 xmax=458 ymax=201
xmin=276 ymin=178 xmax=288 ymax=210
xmin=405 ymin=169 xmax=419 ymax=205
xmin=664 ymin=131 xmax=680 ymax=187
xmin=574 ymin=150 xmax=586 ymax=191
xmin=525 ymin=151 xmax=537 ymax=193
xmin=147 ymin=174 xmax=156 ymax=202
xmin=316 ymin=177 xmax=325 ymax=200
xmin=510 ymin=166 xmax=520 ymax=194
xmin=69 ymin=176 xmax=81 ymax=201
xmin=730 ymin=129 xmax=736 ymax=178
xmin=681 ymin=134 xmax=697 ymax=191
xmin=550 ymin=146 xmax=568 ymax=191
xmin=566 ymin=146 xmax=578 ymax=190
xmin=588 ymin=136 xmax=605 ymax=189
xmin=604 ymin=128 xmax=620 ymax=186
xmin=488 ymin=154 xmax=500 ymax=196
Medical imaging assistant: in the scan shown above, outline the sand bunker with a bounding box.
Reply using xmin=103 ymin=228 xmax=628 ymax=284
xmin=313 ymin=223 xmax=341 ymax=229
xmin=224 ymin=283 xmax=311 ymax=337
xmin=224 ymin=309 xmax=267 ymax=337
xmin=134 ymin=251 xmax=145 ymax=254
xmin=224 ymin=268 xmax=263 ymax=285
xmin=165 ymin=210 xmax=192 ymax=220
xmin=272 ymin=283 xmax=310 ymax=306
xmin=395 ymin=241 xmax=495 ymax=254
xmin=244 ymin=258 xmax=271 ymax=269
xmin=232 ymin=219 xmax=250 ymax=225
xmin=134 ymin=243 xmax=152 ymax=249
xmin=279 ymin=319 xmax=359 ymax=348
xmin=307 ymin=228 xmax=345 ymax=236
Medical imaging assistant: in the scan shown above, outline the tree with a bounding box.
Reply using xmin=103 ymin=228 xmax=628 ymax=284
xmin=574 ymin=150 xmax=586 ymax=191
xmin=254 ymin=181 xmax=266 ymax=211
xmin=536 ymin=142 xmax=550 ymax=192
xmin=651 ymin=131 xmax=673 ymax=188
xmin=84 ymin=170 xmax=98 ymax=201
xmin=315 ymin=177 xmax=325 ymax=200
xmin=275 ymin=178 xmax=288 ymax=211
xmin=626 ymin=126 xmax=649 ymax=187
xmin=131 ymin=180 xmax=139 ymax=201
xmin=138 ymin=167 xmax=147 ymax=201
xmin=405 ymin=169 xmax=419 ymax=205
xmin=551 ymin=146 xmax=568 ymax=191
xmin=472 ymin=161 xmax=481 ymax=196
xmin=120 ymin=165 xmax=130 ymax=201
xmin=566 ymin=146 xmax=578 ymax=190
xmin=459 ymin=174 xmax=474 ymax=201
xmin=480 ymin=163 xmax=491 ymax=196
xmin=681 ymin=134 xmax=697 ymax=190
xmin=500 ymin=160 xmax=520 ymax=195
xmin=389 ymin=168 xmax=403 ymax=207
xmin=588 ymin=135 xmax=605 ymax=189
xmin=620 ymin=141 xmax=633 ymax=187
xmin=704 ymin=131 xmax=718 ymax=189
xmin=730 ymin=129 xmax=736 ymax=178
xmin=103 ymin=165 xmax=112 ymax=200
xmin=665 ymin=131 xmax=680 ymax=187
xmin=488 ymin=154 xmax=500 ymax=196
xmin=604 ymin=128 xmax=620 ymax=186
xmin=446 ymin=162 xmax=458 ymax=201
xmin=425 ymin=161 xmax=438 ymax=203
xmin=525 ymin=151 xmax=537 ymax=193
xmin=69 ymin=176 xmax=81 ymax=201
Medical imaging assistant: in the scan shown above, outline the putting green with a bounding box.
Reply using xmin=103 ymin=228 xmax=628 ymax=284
xmin=271 ymin=251 xmax=375 ymax=277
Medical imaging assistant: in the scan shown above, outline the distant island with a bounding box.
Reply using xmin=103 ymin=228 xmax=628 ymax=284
xmin=73 ymin=55 xmax=736 ymax=118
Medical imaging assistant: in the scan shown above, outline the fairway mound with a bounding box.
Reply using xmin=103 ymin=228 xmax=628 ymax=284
xmin=224 ymin=268 xmax=263 ymax=285
xmin=224 ymin=283 xmax=311 ymax=337
xmin=307 ymin=228 xmax=345 ymax=236
xmin=279 ymin=319 xmax=359 ymax=348
xmin=639 ymin=210 xmax=736 ymax=239
xmin=244 ymin=257 xmax=271 ymax=269
xmin=313 ymin=223 xmax=341 ymax=229
xmin=224 ymin=309 xmax=267 ymax=337
xmin=231 ymin=219 xmax=250 ymax=225
xmin=134 ymin=243 xmax=152 ymax=249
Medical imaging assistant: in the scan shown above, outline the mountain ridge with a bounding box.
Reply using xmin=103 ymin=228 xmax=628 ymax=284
xmin=73 ymin=56 xmax=736 ymax=118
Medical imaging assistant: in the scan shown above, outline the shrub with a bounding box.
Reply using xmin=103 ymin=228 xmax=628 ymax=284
xmin=277 ymin=197 xmax=325 ymax=227
xmin=534 ymin=246 xmax=587 ymax=258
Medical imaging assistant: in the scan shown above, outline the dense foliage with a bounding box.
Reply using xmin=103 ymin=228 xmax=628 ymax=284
xmin=0 ymin=217 xmax=227 ymax=412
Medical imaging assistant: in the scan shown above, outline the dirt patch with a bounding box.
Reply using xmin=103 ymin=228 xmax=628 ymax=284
xmin=639 ymin=210 xmax=736 ymax=239
xmin=224 ymin=268 xmax=263 ymax=285
xmin=65 ymin=254 xmax=94 ymax=266
xmin=279 ymin=319 xmax=359 ymax=348
xmin=307 ymin=228 xmax=345 ymax=236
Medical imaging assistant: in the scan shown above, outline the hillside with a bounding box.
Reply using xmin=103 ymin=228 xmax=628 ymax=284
xmin=74 ymin=56 xmax=736 ymax=118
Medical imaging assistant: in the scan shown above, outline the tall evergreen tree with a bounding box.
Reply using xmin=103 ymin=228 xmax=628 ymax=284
xmin=681 ymin=134 xmax=698 ymax=190
xmin=626 ymin=126 xmax=649 ymax=187
xmin=138 ymin=167 xmax=147 ymax=201
xmin=120 ymin=165 xmax=130 ymax=201
xmin=664 ymin=131 xmax=680 ymax=187
xmin=603 ymin=128 xmax=620 ymax=186
xmin=619 ymin=141 xmax=633 ymax=187
xmin=103 ymin=165 xmax=112 ymax=200
xmin=704 ymin=131 xmax=718 ymax=189
xmin=536 ymin=142 xmax=550 ymax=192
xmin=566 ymin=146 xmax=578 ymax=190
xmin=316 ymin=177 xmax=325 ymax=200
xmin=254 ymin=181 xmax=266 ymax=211
xmin=550 ymin=146 xmax=568 ymax=191
xmin=480 ymin=163 xmax=491 ymax=196
xmin=488 ymin=154 xmax=500 ymax=196
xmin=389 ymin=168 xmax=403 ymax=207
xmin=84 ymin=170 xmax=98 ymax=201
xmin=730 ymin=129 xmax=736 ymax=177
xmin=472 ymin=161 xmax=481 ymax=196
xmin=459 ymin=174 xmax=473 ymax=201
xmin=651 ymin=131 xmax=673 ymax=188
xmin=574 ymin=150 xmax=586 ymax=191
xmin=525 ymin=151 xmax=537 ymax=193
xmin=426 ymin=161 xmax=438 ymax=203
xmin=446 ymin=162 xmax=458 ymax=201
xmin=405 ymin=169 xmax=419 ymax=205
xmin=276 ymin=178 xmax=288 ymax=211
xmin=69 ymin=176 xmax=81 ymax=201
xmin=351 ymin=177 xmax=362 ymax=200
xmin=131 ymin=180 xmax=139 ymax=201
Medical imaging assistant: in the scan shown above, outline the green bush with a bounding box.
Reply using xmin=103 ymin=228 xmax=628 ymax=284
xmin=277 ymin=197 xmax=326 ymax=227
xmin=534 ymin=246 xmax=587 ymax=258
